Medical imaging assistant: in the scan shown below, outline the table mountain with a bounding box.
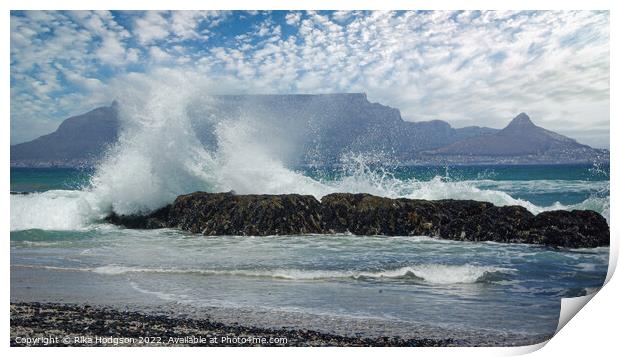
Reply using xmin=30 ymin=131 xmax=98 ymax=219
xmin=10 ymin=95 xmax=607 ymax=167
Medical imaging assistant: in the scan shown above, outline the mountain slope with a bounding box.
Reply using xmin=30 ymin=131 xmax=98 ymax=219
xmin=10 ymin=96 xmax=607 ymax=167
xmin=429 ymin=113 xmax=588 ymax=156
xmin=11 ymin=94 xmax=497 ymax=167
xmin=190 ymin=94 xmax=498 ymax=165
xmin=11 ymin=105 xmax=119 ymax=167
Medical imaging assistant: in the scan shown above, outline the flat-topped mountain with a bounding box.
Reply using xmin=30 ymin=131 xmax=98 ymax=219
xmin=10 ymin=94 xmax=608 ymax=167
xmin=190 ymin=93 xmax=499 ymax=165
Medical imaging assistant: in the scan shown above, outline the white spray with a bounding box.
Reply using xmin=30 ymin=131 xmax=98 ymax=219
xmin=9 ymin=70 xmax=610 ymax=230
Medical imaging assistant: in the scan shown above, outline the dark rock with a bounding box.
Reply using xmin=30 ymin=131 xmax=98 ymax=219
xmin=167 ymin=191 xmax=323 ymax=235
xmin=104 ymin=192 xmax=609 ymax=248
xmin=527 ymin=210 xmax=610 ymax=248
xmin=321 ymin=193 xmax=444 ymax=236
xmin=106 ymin=205 xmax=170 ymax=229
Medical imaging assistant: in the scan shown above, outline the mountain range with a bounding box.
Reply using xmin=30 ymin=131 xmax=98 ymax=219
xmin=10 ymin=93 xmax=608 ymax=167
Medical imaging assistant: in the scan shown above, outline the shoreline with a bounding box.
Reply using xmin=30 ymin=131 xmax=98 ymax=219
xmin=10 ymin=260 xmax=564 ymax=348
xmin=10 ymin=302 xmax=456 ymax=347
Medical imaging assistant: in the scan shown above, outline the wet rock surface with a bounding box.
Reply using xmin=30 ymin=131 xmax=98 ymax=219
xmin=10 ymin=302 xmax=453 ymax=347
xmin=106 ymin=192 xmax=609 ymax=248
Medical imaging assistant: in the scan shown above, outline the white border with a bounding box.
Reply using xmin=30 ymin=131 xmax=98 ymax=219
xmin=3 ymin=1 xmax=617 ymax=356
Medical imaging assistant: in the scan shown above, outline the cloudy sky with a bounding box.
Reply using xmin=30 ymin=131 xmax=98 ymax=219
xmin=10 ymin=10 xmax=609 ymax=147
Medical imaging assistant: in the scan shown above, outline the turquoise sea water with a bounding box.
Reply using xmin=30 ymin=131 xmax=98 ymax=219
xmin=10 ymin=164 xmax=610 ymax=345
xmin=11 ymin=163 xmax=610 ymax=207
xmin=10 ymin=167 xmax=93 ymax=193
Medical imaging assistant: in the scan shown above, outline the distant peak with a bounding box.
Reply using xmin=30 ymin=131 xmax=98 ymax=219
xmin=514 ymin=112 xmax=531 ymax=122
xmin=505 ymin=112 xmax=535 ymax=130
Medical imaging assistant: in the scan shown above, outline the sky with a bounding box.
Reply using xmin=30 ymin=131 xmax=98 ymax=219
xmin=10 ymin=10 xmax=610 ymax=148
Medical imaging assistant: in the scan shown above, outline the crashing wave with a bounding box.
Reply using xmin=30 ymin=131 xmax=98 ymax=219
xmin=13 ymin=263 xmax=515 ymax=285
xmin=9 ymin=74 xmax=609 ymax=231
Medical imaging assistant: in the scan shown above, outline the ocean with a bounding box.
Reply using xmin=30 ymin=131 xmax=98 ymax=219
xmin=10 ymin=164 xmax=610 ymax=345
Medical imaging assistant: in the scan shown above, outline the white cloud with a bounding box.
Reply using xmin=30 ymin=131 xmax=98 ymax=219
xmin=201 ymin=11 xmax=608 ymax=147
xmin=149 ymin=46 xmax=172 ymax=62
xmin=331 ymin=11 xmax=355 ymax=23
xmin=134 ymin=10 xmax=232 ymax=45
xmin=57 ymin=65 xmax=104 ymax=92
xmin=10 ymin=10 xmax=132 ymax=143
xmin=10 ymin=10 xmax=610 ymax=148
xmin=170 ymin=11 xmax=205 ymax=39
xmin=96 ymin=35 xmax=127 ymax=64
xmin=134 ymin=11 xmax=170 ymax=45
xmin=285 ymin=12 xmax=301 ymax=26
xmin=127 ymin=48 xmax=141 ymax=63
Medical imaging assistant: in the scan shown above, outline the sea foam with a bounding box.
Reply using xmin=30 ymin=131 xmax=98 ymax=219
xmin=14 ymin=263 xmax=514 ymax=285
xmin=9 ymin=71 xmax=610 ymax=231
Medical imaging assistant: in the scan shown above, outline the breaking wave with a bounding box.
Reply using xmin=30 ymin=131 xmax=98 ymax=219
xmin=13 ymin=263 xmax=515 ymax=285
xmin=10 ymin=172 xmax=609 ymax=231
xmin=9 ymin=71 xmax=609 ymax=231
